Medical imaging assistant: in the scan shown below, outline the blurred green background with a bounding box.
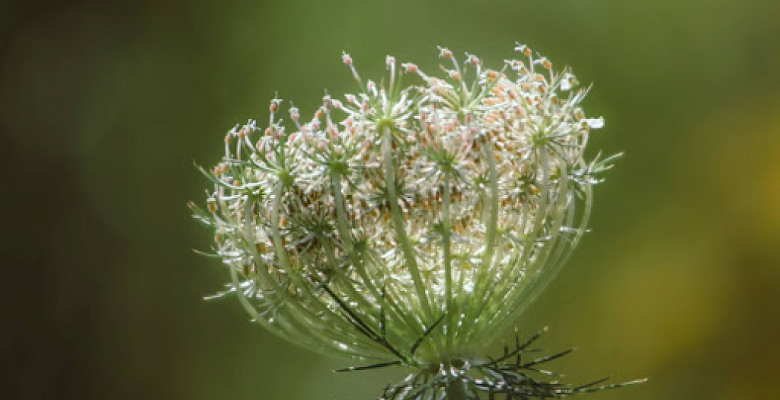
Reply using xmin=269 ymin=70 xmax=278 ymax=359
xmin=2 ymin=0 xmax=779 ymax=399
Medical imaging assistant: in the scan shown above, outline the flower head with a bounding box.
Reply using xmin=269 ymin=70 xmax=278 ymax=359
xmin=191 ymin=45 xmax=629 ymax=398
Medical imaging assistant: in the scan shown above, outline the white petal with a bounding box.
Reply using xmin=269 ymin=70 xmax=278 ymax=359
xmin=560 ymin=77 xmax=572 ymax=91
xmin=585 ymin=117 xmax=604 ymax=129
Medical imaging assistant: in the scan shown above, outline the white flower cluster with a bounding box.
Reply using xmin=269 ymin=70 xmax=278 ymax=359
xmin=192 ymin=44 xmax=615 ymax=365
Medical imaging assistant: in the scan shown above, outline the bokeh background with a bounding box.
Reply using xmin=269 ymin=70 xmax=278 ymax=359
xmin=3 ymin=0 xmax=779 ymax=399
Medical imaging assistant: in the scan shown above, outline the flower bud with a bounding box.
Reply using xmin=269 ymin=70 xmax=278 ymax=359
xmin=402 ymin=63 xmax=418 ymax=73
xmin=342 ymin=52 xmax=352 ymax=65
xmin=207 ymin=197 xmax=218 ymax=213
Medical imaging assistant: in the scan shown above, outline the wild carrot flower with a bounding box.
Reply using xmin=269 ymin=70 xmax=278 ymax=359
xmin=191 ymin=44 xmax=643 ymax=399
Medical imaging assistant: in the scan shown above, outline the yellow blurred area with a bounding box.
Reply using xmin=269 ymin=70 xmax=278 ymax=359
xmin=709 ymin=101 xmax=780 ymax=250
xmin=2 ymin=1 xmax=779 ymax=400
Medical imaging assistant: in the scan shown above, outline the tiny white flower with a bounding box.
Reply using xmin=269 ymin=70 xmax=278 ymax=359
xmin=561 ymin=74 xmax=573 ymax=91
xmin=584 ymin=117 xmax=605 ymax=129
xmin=341 ymin=51 xmax=352 ymax=65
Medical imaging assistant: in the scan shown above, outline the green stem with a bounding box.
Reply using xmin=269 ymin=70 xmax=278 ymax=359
xmin=382 ymin=127 xmax=434 ymax=322
xmin=445 ymin=380 xmax=469 ymax=400
xmin=442 ymin=171 xmax=453 ymax=350
xmin=461 ymin=141 xmax=499 ymax=335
